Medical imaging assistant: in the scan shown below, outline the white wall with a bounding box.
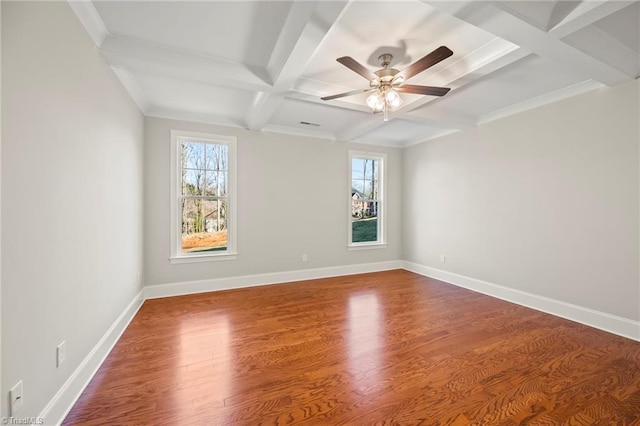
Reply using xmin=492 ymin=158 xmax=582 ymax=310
xmin=0 ymin=1 xmax=3 ymax=418
xmin=1 ymin=1 xmax=636 ymax=420
xmin=403 ymin=79 xmax=640 ymax=322
xmin=144 ymin=117 xmax=402 ymax=286
xmin=1 ymin=1 xmax=144 ymax=418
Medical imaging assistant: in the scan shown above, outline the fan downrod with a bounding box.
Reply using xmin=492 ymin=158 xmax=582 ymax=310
xmin=378 ymin=53 xmax=393 ymax=68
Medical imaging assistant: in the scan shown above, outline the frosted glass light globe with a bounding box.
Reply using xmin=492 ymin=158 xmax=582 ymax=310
xmin=366 ymin=91 xmax=385 ymax=112
xmin=385 ymin=89 xmax=402 ymax=109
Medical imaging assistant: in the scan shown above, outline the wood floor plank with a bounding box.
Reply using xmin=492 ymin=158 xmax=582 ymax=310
xmin=63 ymin=270 xmax=640 ymax=425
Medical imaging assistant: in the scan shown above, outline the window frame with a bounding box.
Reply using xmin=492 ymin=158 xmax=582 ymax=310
xmin=170 ymin=130 xmax=237 ymax=264
xmin=348 ymin=150 xmax=387 ymax=249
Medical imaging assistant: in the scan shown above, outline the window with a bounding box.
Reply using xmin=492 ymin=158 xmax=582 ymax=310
xmin=349 ymin=151 xmax=386 ymax=248
xmin=170 ymin=130 xmax=237 ymax=263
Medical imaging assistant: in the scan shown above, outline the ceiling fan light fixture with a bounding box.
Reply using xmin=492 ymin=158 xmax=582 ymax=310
xmin=392 ymin=75 xmax=405 ymax=86
xmin=323 ymin=47 xmax=453 ymax=121
xmin=366 ymin=91 xmax=385 ymax=112
xmin=385 ymin=88 xmax=402 ymax=109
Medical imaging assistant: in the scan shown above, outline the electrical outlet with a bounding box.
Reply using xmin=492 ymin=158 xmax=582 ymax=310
xmin=10 ymin=380 xmax=23 ymax=416
xmin=302 ymin=254 xmax=308 ymax=262
xmin=440 ymin=255 xmax=446 ymax=263
xmin=57 ymin=341 xmax=66 ymax=368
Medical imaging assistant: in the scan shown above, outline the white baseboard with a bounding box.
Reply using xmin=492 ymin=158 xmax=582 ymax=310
xmin=39 ymin=290 xmax=145 ymax=425
xmin=145 ymin=260 xmax=404 ymax=299
xmin=36 ymin=260 xmax=401 ymax=424
xmin=37 ymin=259 xmax=638 ymax=425
xmin=403 ymin=261 xmax=640 ymax=342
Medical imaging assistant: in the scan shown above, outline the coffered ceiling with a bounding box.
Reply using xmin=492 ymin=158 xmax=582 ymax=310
xmin=70 ymin=0 xmax=640 ymax=147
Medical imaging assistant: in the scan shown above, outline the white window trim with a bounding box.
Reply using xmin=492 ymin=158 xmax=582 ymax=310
xmin=170 ymin=130 xmax=238 ymax=264
xmin=348 ymin=150 xmax=387 ymax=249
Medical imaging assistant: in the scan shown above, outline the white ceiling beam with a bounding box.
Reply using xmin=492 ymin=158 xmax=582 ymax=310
xmin=67 ymin=0 xmax=109 ymax=47
xmin=111 ymin=67 xmax=151 ymax=113
xmin=403 ymin=107 xmax=476 ymax=130
xmin=245 ymin=0 xmax=351 ymax=131
xmin=286 ymin=89 xmax=373 ymax=114
xmin=100 ymin=35 xmax=272 ymax=92
xmin=402 ymin=129 xmax=461 ymax=147
xmin=266 ymin=2 xmax=321 ymax=84
xmin=476 ymin=79 xmax=604 ymax=125
xmin=335 ymin=114 xmax=385 ymax=141
xmin=425 ymin=1 xmax=632 ymax=86
xmin=261 ymin=123 xmax=337 ymax=141
xmin=146 ymin=106 xmax=246 ymax=130
xmin=336 ymin=105 xmax=474 ymax=142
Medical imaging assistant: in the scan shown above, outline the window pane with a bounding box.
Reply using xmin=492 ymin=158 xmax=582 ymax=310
xmin=363 ymin=159 xmax=375 ymax=180
xmin=204 ymin=144 xmax=216 ymax=171
xmin=182 ymin=170 xmax=203 ymax=195
xmin=352 ymin=201 xmax=378 ymax=243
xmin=181 ymin=198 xmax=228 ymax=253
xmin=352 ymin=179 xmax=364 ymax=194
xmin=217 ymin=171 xmax=228 ymax=196
xmin=363 ymin=179 xmax=378 ymax=199
xmin=219 ymin=145 xmax=229 ymax=171
xmin=352 ymin=158 xmax=365 ymax=179
xmin=182 ymin=141 xmax=204 ymax=170
xmin=204 ymin=171 xmax=218 ymax=196
xmin=205 ymin=144 xmax=229 ymax=171
xmin=205 ymin=143 xmax=217 ymax=170
xmin=350 ymin=153 xmax=382 ymax=245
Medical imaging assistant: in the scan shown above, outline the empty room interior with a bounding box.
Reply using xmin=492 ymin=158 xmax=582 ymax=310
xmin=2 ymin=0 xmax=640 ymax=424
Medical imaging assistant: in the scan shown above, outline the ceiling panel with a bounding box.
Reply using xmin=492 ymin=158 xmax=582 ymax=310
xmin=68 ymin=0 xmax=640 ymax=147
xmin=302 ymin=1 xmax=496 ymax=84
xmin=94 ymin=1 xmax=292 ymax=68
xmin=422 ymin=54 xmax=588 ymax=118
xmin=593 ymin=2 xmax=640 ymax=55
xmin=270 ymin=98 xmax=370 ymax=134
xmin=356 ymin=119 xmax=447 ymax=146
xmin=495 ymin=1 xmax=565 ymax=31
xmin=134 ymin=71 xmax=255 ymax=124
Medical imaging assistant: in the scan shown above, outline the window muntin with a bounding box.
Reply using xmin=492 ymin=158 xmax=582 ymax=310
xmin=171 ymin=130 xmax=237 ymax=262
xmin=349 ymin=151 xmax=385 ymax=247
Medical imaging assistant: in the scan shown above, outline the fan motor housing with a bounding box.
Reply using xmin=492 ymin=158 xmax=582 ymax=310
xmin=374 ymin=68 xmax=399 ymax=81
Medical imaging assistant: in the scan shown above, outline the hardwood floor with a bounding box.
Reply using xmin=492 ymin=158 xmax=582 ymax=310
xmin=63 ymin=270 xmax=640 ymax=425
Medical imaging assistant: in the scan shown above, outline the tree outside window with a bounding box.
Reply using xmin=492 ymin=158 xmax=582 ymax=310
xmin=171 ymin=130 xmax=237 ymax=263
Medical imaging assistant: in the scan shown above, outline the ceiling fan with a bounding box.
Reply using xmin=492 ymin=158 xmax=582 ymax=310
xmin=321 ymin=46 xmax=453 ymax=121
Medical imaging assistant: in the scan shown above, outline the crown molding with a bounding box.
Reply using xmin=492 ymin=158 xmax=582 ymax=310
xmin=67 ymin=1 xmax=108 ymax=47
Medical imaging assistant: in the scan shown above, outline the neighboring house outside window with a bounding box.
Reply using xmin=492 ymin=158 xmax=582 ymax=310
xmin=170 ymin=130 xmax=237 ymax=263
xmin=349 ymin=151 xmax=386 ymax=248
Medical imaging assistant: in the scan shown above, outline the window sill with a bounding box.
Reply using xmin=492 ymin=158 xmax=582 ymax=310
xmin=169 ymin=252 xmax=238 ymax=264
xmin=348 ymin=243 xmax=387 ymax=251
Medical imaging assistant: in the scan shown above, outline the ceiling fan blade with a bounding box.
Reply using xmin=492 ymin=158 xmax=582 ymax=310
xmin=396 ymin=84 xmax=450 ymax=97
xmin=321 ymin=88 xmax=375 ymax=101
xmin=395 ymin=46 xmax=453 ymax=82
xmin=336 ymin=56 xmax=378 ymax=81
